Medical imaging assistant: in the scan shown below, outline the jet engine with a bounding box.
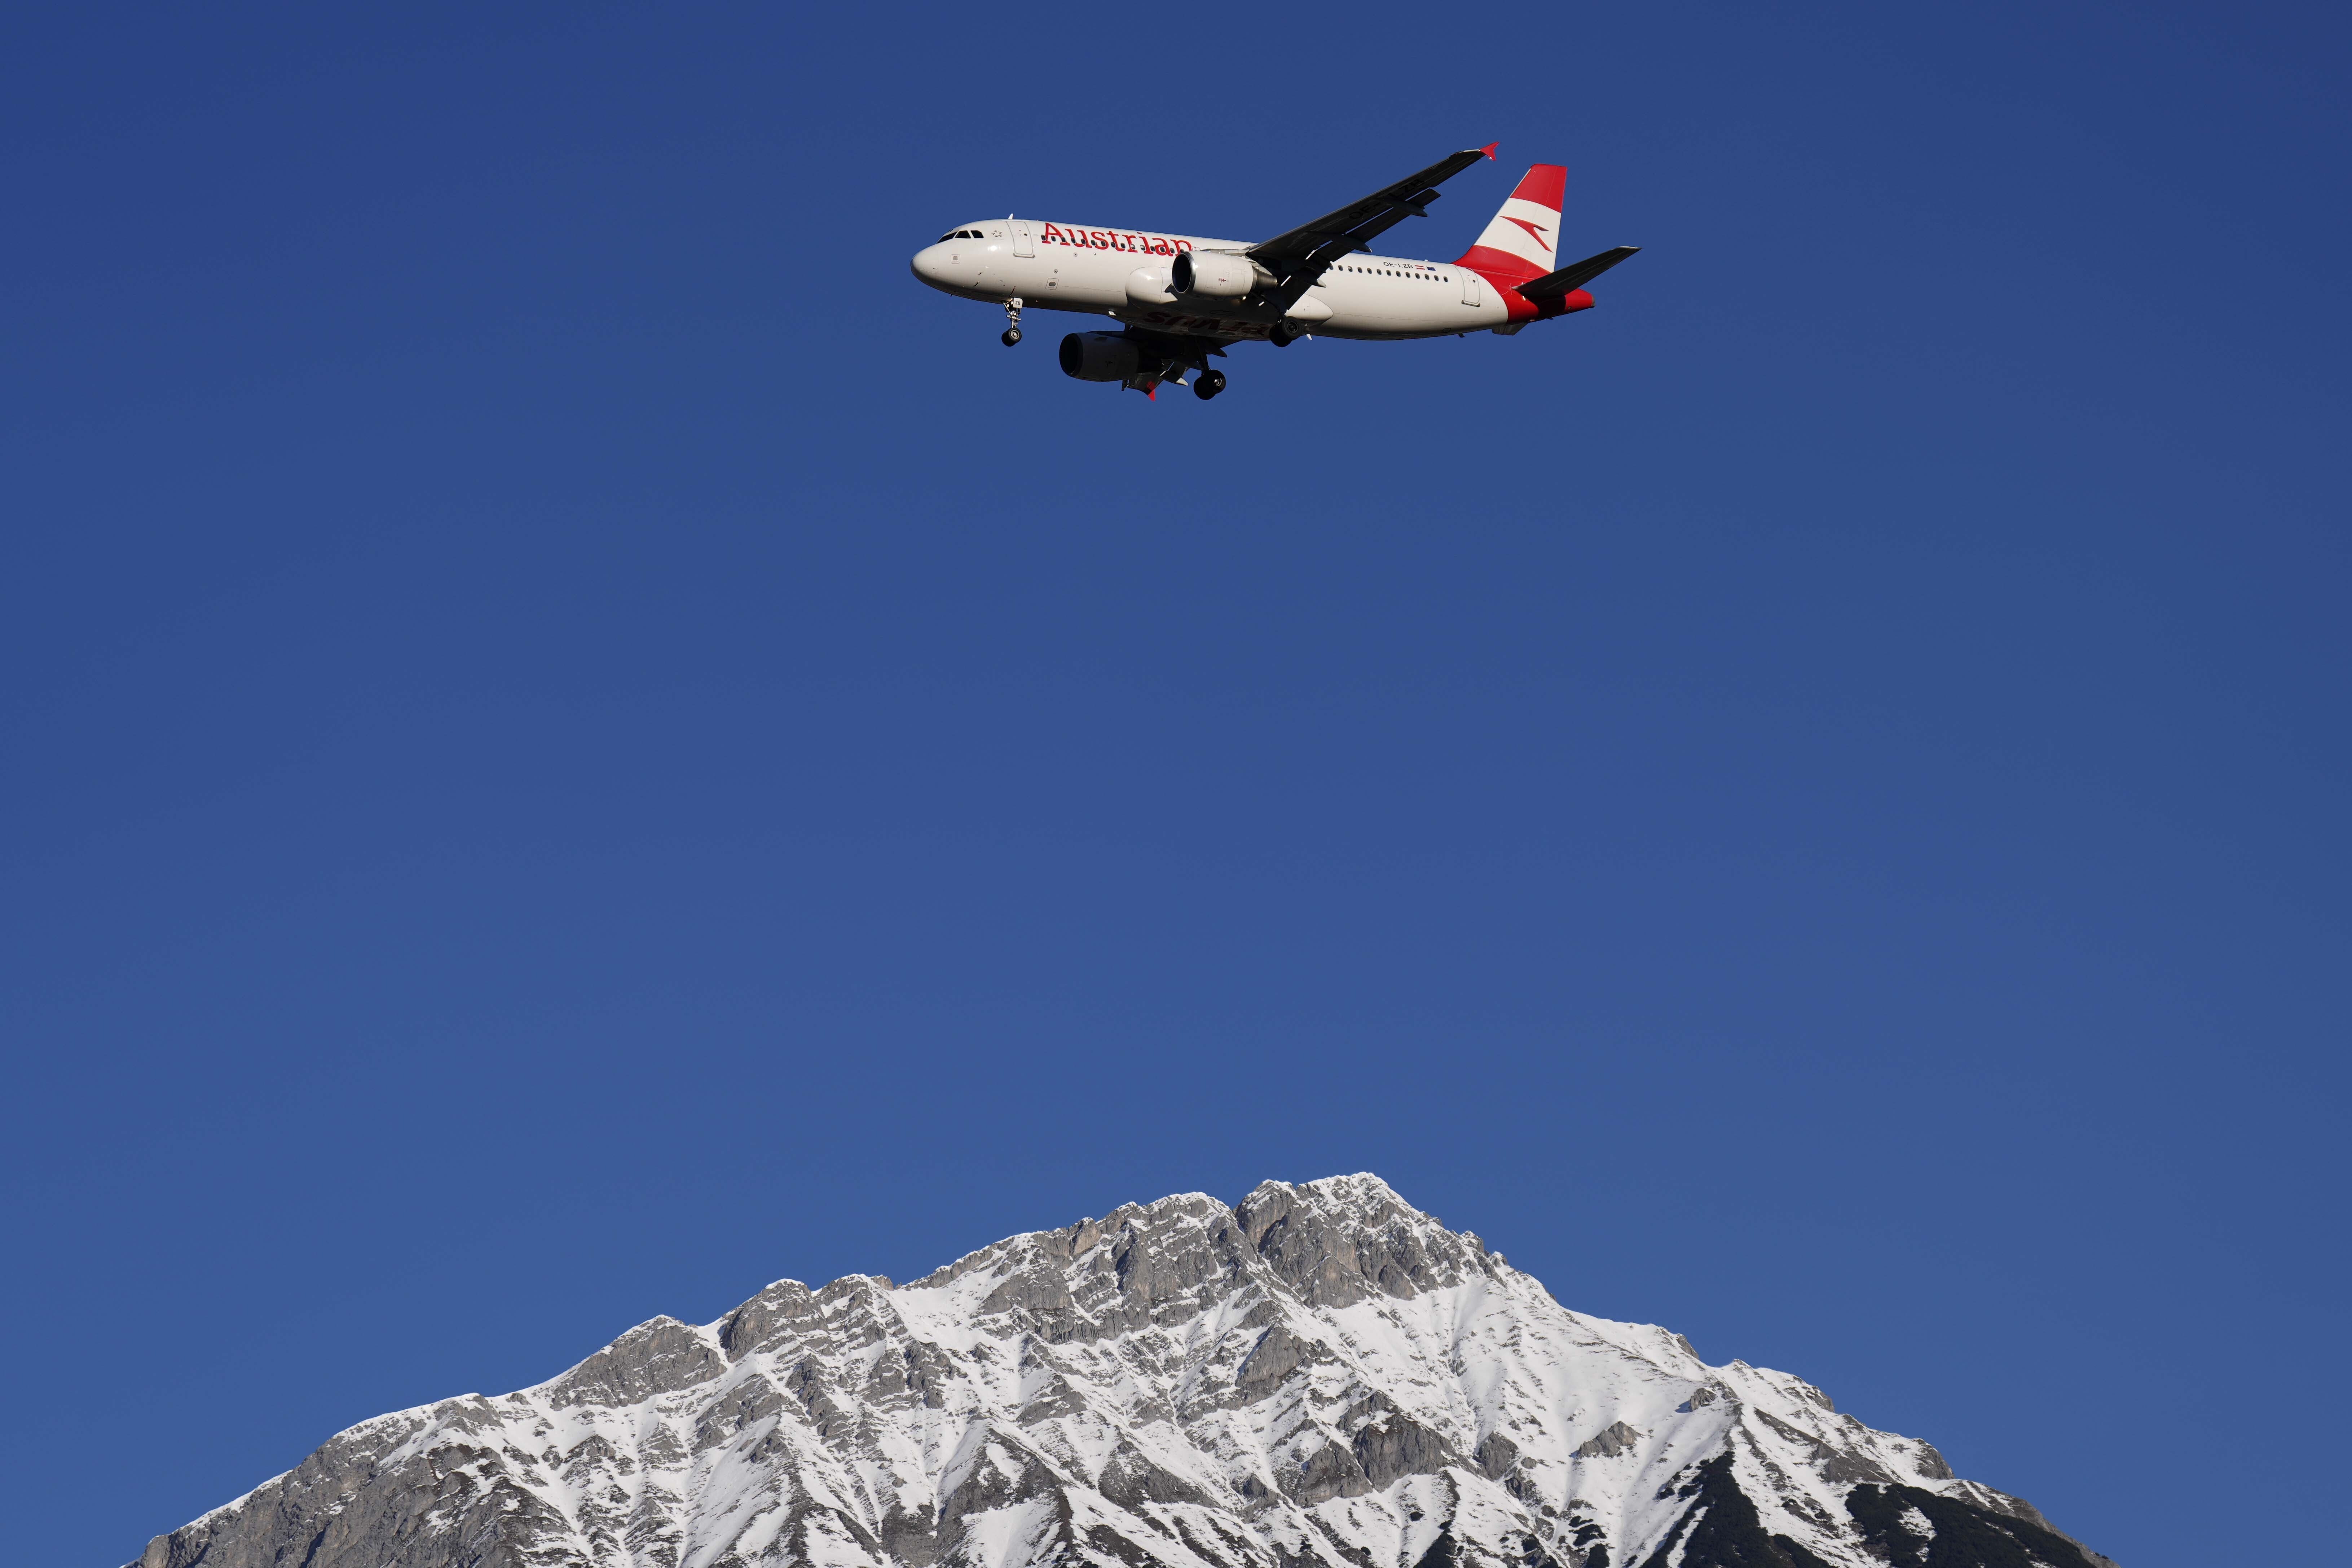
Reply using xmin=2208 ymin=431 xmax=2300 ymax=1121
xmin=1171 ymin=251 xmax=1269 ymax=298
xmin=1059 ymin=332 xmax=1141 ymax=382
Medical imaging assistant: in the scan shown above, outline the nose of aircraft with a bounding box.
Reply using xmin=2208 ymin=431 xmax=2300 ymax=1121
xmin=911 ymin=244 xmax=946 ymax=285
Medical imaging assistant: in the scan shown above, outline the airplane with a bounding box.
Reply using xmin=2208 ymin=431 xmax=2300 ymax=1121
xmin=908 ymin=146 xmax=1637 ymax=401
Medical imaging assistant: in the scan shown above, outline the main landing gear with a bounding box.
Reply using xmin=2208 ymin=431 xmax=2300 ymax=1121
xmin=1193 ymin=368 xmax=1227 ymax=401
xmin=1001 ymin=298 xmax=1023 ymax=347
xmin=1268 ymin=325 xmax=1298 ymax=348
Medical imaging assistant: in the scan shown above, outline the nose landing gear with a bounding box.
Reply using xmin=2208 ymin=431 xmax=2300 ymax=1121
xmin=1001 ymin=298 xmax=1023 ymax=347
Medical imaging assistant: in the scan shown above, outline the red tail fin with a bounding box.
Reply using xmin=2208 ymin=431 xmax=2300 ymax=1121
xmin=1458 ymin=164 xmax=1565 ymax=285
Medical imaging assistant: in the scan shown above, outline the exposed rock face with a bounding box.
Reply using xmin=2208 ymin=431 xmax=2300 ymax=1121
xmin=129 ymin=1175 xmax=2115 ymax=1568
xmin=1574 ymin=1423 xmax=1642 ymax=1460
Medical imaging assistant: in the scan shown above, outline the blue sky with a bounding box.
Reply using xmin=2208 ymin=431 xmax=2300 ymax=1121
xmin=4 ymin=5 xmax=2345 ymax=1565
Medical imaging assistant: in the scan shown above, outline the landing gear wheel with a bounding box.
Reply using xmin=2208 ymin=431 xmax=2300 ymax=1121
xmin=1269 ymin=325 xmax=1296 ymax=348
xmin=1194 ymin=369 xmax=1226 ymax=401
xmin=1001 ymin=328 xmax=1022 ymax=347
xmin=1002 ymin=296 xmax=1023 ymax=347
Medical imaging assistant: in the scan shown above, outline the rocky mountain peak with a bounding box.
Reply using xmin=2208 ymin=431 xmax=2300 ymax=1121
xmin=1236 ymin=1173 xmax=1496 ymax=1308
xmin=129 ymin=1176 xmax=2115 ymax=1568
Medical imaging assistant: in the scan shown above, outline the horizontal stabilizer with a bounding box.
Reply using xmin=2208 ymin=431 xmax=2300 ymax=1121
xmin=1512 ymin=245 xmax=1640 ymax=300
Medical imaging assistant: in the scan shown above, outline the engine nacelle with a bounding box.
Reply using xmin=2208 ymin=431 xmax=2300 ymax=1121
xmin=1125 ymin=267 xmax=1177 ymax=305
xmin=1059 ymin=332 xmax=1141 ymax=382
xmin=1171 ymin=250 xmax=1268 ymax=298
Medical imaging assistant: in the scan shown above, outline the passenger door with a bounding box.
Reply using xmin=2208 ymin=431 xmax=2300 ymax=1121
xmin=1011 ymin=219 xmax=1035 ymax=258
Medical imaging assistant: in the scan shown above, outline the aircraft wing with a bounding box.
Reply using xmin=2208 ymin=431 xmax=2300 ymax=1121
xmin=1247 ymin=146 xmax=1496 ymax=301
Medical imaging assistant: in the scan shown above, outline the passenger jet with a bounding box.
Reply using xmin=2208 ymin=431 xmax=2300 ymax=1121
xmin=909 ymin=146 xmax=1636 ymax=401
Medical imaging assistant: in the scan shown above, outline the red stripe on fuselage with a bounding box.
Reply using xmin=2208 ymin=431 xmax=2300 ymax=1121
xmin=1455 ymin=242 xmax=1542 ymax=321
xmin=1456 ymin=243 xmax=1543 ymax=285
xmin=1458 ymin=253 xmax=1599 ymax=324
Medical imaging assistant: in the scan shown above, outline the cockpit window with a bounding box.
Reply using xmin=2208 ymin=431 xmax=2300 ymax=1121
xmin=938 ymin=232 xmax=957 ymax=242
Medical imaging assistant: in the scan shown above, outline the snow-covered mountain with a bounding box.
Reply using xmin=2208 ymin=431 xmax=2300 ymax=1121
xmin=131 ymin=1176 xmax=2115 ymax=1568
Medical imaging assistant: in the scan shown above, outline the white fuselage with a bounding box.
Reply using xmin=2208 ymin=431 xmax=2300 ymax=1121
xmin=911 ymin=217 xmax=1513 ymax=341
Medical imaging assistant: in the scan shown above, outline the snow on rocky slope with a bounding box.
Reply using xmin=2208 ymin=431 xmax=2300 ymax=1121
xmin=129 ymin=1175 xmax=2116 ymax=1568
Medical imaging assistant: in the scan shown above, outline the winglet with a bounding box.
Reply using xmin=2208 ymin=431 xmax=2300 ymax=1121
xmin=1480 ymin=142 xmax=1498 ymax=160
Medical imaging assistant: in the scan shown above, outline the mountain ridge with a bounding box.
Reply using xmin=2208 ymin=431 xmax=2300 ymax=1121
xmin=131 ymin=1175 xmax=2115 ymax=1568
